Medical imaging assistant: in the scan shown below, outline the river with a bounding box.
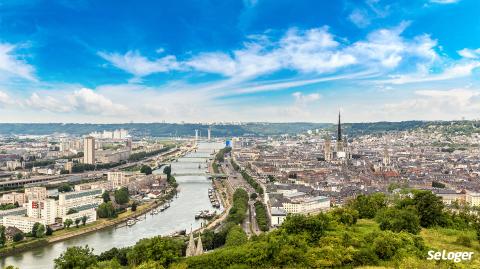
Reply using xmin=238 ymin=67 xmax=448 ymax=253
xmin=0 ymin=141 xmax=225 ymax=269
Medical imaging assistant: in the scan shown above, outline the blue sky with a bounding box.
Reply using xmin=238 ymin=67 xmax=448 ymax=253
xmin=0 ymin=0 xmax=479 ymax=123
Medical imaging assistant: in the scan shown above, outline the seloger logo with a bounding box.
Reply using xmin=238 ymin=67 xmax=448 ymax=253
xmin=427 ymin=250 xmax=474 ymax=263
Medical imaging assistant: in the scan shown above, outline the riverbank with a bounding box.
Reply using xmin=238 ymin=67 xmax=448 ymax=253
xmin=0 ymin=186 xmax=177 ymax=258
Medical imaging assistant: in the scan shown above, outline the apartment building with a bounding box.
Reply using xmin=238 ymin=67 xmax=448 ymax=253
xmin=1 ymin=192 xmax=25 ymax=205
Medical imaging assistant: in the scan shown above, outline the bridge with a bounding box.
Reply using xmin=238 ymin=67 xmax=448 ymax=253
xmin=172 ymin=172 xmax=227 ymax=178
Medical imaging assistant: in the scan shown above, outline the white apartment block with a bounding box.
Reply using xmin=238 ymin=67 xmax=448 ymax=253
xmin=27 ymin=199 xmax=57 ymax=225
xmin=57 ymin=189 xmax=102 ymax=218
xmin=1 ymin=192 xmax=25 ymax=205
xmin=0 ymin=207 xmax=27 ymax=221
xmin=61 ymin=208 xmax=97 ymax=224
xmin=83 ymin=136 xmax=95 ymax=164
xmin=2 ymin=216 xmax=46 ymax=233
xmin=466 ymin=192 xmax=480 ymax=207
xmin=107 ymin=171 xmax=138 ymax=189
xmin=282 ymin=196 xmax=330 ymax=214
xmin=25 ymin=186 xmax=48 ymax=202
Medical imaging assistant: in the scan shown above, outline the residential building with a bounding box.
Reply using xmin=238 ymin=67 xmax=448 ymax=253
xmin=83 ymin=136 xmax=95 ymax=164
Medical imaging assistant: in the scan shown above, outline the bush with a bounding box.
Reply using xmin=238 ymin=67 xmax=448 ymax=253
xmin=254 ymin=201 xmax=269 ymax=231
xmin=376 ymin=208 xmax=421 ymax=234
xmin=455 ymin=235 xmax=472 ymax=247
xmin=13 ymin=232 xmax=24 ymax=242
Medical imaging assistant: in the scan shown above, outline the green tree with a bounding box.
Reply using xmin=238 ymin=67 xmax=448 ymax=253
xmin=225 ymin=225 xmax=248 ymax=247
xmin=250 ymin=193 xmax=258 ymax=200
xmin=131 ymin=202 xmax=137 ymax=212
xmin=348 ymin=193 xmax=387 ymax=219
xmin=376 ymin=208 xmax=421 ymax=234
xmin=64 ymin=219 xmax=73 ymax=229
xmin=13 ymin=232 xmax=24 ymax=242
xmin=163 ymin=165 xmax=172 ymax=178
xmin=413 ymin=190 xmax=445 ymax=227
xmin=126 ymin=236 xmax=183 ymax=267
xmin=0 ymin=225 xmax=5 ymax=247
xmin=331 ymin=207 xmax=359 ymax=226
xmin=102 ymin=191 xmax=111 ymax=203
xmin=75 ymin=218 xmax=81 ymax=228
xmin=54 ymin=245 xmax=97 ymax=269
xmin=58 ymin=183 xmax=72 ymax=192
xmin=140 ymin=165 xmax=153 ymax=175
xmin=36 ymin=224 xmax=45 ymax=238
xmin=46 ymin=226 xmax=53 ymax=236
xmin=81 ymin=215 xmax=88 ymax=226
xmin=114 ymin=187 xmax=129 ymax=205
xmin=97 ymin=202 xmax=117 ymax=219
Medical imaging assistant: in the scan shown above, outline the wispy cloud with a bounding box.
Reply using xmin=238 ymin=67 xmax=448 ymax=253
xmin=430 ymin=0 xmax=460 ymax=4
xmin=0 ymin=43 xmax=36 ymax=81
xmin=458 ymin=48 xmax=480 ymax=59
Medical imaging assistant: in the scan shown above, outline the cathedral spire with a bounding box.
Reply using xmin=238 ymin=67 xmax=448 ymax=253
xmin=186 ymin=226 xmax=196 ymax=257
xmin=337 ymin=111 xmax=342 ymax=142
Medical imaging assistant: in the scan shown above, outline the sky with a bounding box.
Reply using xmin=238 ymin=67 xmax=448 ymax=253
xmin=0 ymin=0 xmax=479 ymax=123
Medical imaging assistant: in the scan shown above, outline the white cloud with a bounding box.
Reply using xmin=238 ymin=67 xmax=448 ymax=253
xmin=24 ymin=88 xmax=128 ymax=116
xmin=458 ymin=48 xmax=480 ymax=59
xmin=0 ymin=43 xmax=36 ymax=81
xmin=98 ymin=50 xmax=182 ymax=78
xmin=380 ymin=61 xmax=480 ymax=84
xmin=0 ymin=90 xmax=14 ymax=106
xmin=349 ymin=9 xmax=370 ymax=28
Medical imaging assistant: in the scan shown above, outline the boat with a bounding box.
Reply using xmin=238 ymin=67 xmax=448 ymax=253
xmin=126 ymin=219 xmax=136 ymax=226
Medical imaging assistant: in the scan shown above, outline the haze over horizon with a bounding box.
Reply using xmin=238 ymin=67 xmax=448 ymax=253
xmin=0 ymin=0 xmax=479 ymax=123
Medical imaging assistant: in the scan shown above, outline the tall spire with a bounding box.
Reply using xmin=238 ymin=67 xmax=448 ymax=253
xmin=186 ymin=226 xmax=196 ymax=257
xmin=337 ymin=111 xmax=342 ymax=142
xmin=195 ymin=232 xmax=204 ymax=256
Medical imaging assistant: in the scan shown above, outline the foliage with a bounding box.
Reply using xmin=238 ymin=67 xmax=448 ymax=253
xmin=240 ymin=170 xmax=263 ymax=195
xmin=71 ymin=161 xmax=126 ymax=173
xmin=13 ymin=232 xmax=24 ymax=242
xmin=254 ymin=201 xmax=269 ymax=231
xmin=114 ymin=187 xmax=129 ymax=205
xmin=0 ymin=203 xmax=19 ymax=210
xmin=347 ymin=193 xmax=387 ymax=219
xmin=331 ymin=207 xmax=359 ymax=226
xmin=225 ymin=225 xmax=248 ymax=247
xmin=32 ymin=222 xmax=45 ymax=238
xmin=64 ymin=219 xmax=73 ymax=229
xmin=163 ymin=165 xmax=171 ymax=178
xmin=58 ymin=183 xmax=73 ymax=192
xmin=230 ymin=159 xmax=240 ymax=171
xmin=455 ymin=234 xmax=472 ymax=247
xmin=97 ymin=247 xmax=130 ymax=266
xmin=102 ymin=191 xmax=110 ymax=203
xmin=140 ymin=165 xmax=152 ymax=175
xmin=432 ymin=181 xmax=446 ymax=188
xmin=249 ymin=192 xmax=257 ymax=200
xmin=97 ymin=202 xmax=117 ymax=218
xmin=46 ymin=226 xmax=53 ymax=236
xmin=67 ymin=208 xmax=78 ymax=215
xmin=227 ymin=189 xmax=249 ymax=224
xmin=81 ymin=215 xmax=88 ymax=226
xmin=376 ymin=208 xmax=421 ymax=234
xmin=128 ymin=146 xmax=173 ymax=162
xmin=54 ymin=245 xmax=97 ymax=269
xmin=281 ymin=213 xmax=333 ymax=243
xmin=0 ymin=225 xmax=5 ymax=247
xmin=131 ymin=202 xmax=137 ymax=212
xmin=126 ymin=236 xmax=183 ymax=267
xmin=412 ymin=190 xmax=445 ymax=227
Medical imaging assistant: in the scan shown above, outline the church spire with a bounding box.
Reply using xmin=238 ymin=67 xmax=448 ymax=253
xmin=195 ymin=232 xmax=204 ymax=256
xmin=337 ymin=111 xmax=342 ymax=142
xmin=186 ymin=226 xmax=196 ymax=257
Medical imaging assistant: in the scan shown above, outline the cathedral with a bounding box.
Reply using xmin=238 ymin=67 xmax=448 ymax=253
xmin=324 ymin=112 xmax=350 ymax=162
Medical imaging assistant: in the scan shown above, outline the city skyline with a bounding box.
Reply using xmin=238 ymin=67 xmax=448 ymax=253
xmin=0 ymin=0 xmax=479 ymax=123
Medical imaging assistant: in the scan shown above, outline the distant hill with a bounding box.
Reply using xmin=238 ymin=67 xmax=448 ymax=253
xmin=0 ymin=120 xmax=477 ymax=137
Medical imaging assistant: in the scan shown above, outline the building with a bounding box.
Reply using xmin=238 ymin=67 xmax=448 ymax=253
xmin=0 ymin=207 xmax=27 ymax=221
xmin=282 ymin=196 xmax=330 ymax=214
xmin=24 ymin=186 xmax=48 ymax=202
xmin=83 ymin=136 xmax=95 ymax=164
xmin=27 ymin=199 xmax=58 ymax=225
xmin=64 ymin=161 xmax=74 ymax=173
xmin=57 ymin=189 xmax=102 ymax=218
xmin=6 ymin=160 xmax=23 ymax=171
xmin=466 ymin=192 xmax=480 ymax=206
xmin=270 ymin=207 xmax=287 ymax=226
xmin=2 ymin=216 xmax=46 ymax=233
xmin=1 ymin=192 xmax=25 ymax=205
xmin=107 ymin=171 xmax=138 ymax=189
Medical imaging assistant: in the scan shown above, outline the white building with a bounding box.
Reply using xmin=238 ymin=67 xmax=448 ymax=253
xmin=57 ymin=189 xmax=102 ymax=218
xmin=83 ymin=136 xmax=95 ymax=164
xmin=3 ymin=216 xmax=46 ymax=233
xmin=270 ymin=207 xmax=287 ymax=226
xmin=466 ymin=192 xmax=480 ymax=207
xmin=27 ymin=199 xmax=58 ymax=225
xmin=25 ymin=186 xmax=48 ymax=202
xmin=1 ymin=192 xmax=25 ymax=205
xmin=282 ymin=196 xmax=330 ymax=214
xmin=107 ymin=171 xmax=137 ymax=189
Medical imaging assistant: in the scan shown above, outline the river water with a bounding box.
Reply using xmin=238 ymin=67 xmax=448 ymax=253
xmin=0 ymin=141 xmax=224 ymax=269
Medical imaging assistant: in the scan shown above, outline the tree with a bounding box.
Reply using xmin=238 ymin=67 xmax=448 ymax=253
xmin=348 ymin=193 xmax=387 ymax=219
xmin=250 ymin=193 xmax=258 ymax=200
xmin=0 ymin=225 xmax=5 ymax=247
xmin=413 ymin=190 xmax=445 ymax=227
xmin=114 ymin=187 xmax=129 ymax=205
xmin=131 ymin=202 xmax=137 ymax=212
xmin=67 ymin=208 xmax=78 ymax=215
xmin=46 ymin=226 xmax=53 ymax=236
xmin=163 ymin=165 xmax=172 ymax=178
xmin=81 ymin=215 xmax=88 ymax=226
xmin=331 ymin=207 xmax=359 ymax=226
xmin=376 ymin=208 xmax=421 ymax=234
xmin=54 ymin=245 xmax=97 ymax=269
xmin=64 ymin=219 xmax=73 ymax=229
xmin=35 ymin=223 xmax=45 ymax=238
xmin=140 ymin=165 xmax=152 ymax=175
xmin=58 ymin=183 xmax=72 ymax=193
xmin=13 ymin=232 xmax=24 ymax=242
xmin=31 ymin=222 xmax=41 ymax=237
xmin=97 ymin=202 xmax=117 ymax=219
xmin=225 ymin=225 xmax=248 ymax=247
xmin=75 ymin=218 xmax=81 ymax=228
xmin=126 ymin=236 xmax=183 ymax=267
xmin=102 ymin=191 xmax=111 ymax=203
